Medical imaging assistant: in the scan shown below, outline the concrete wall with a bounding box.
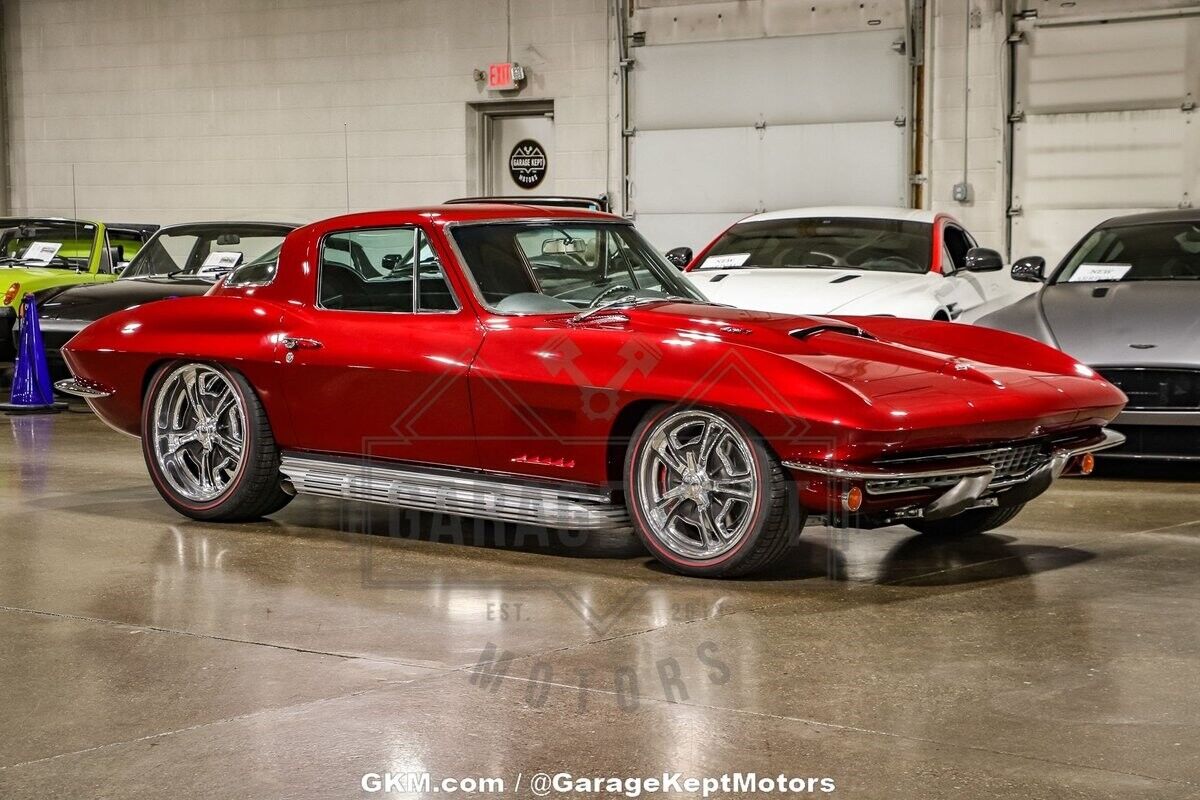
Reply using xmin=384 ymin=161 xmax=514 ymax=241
xmin=1 ymin=0 xmax=615 ymax=224
xmin=1 ymin=0 xmax=1192 ymax=242
xmin=926 ymin=0 xmax=1010 ymax=253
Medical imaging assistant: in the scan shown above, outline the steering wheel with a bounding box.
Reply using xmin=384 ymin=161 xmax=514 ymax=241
xmin=589 ymin=284 xmax=633 ymax=307
xmin=803 ymin=251 xmax=840 ymax=267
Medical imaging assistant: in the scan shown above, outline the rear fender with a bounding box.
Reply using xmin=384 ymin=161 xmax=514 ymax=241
xmin=62 ymin=295 xmax=292 ymax=439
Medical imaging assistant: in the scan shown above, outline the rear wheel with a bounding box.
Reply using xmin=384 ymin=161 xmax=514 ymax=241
xmin=624 ymin=405 xmax=801 ymax=578
xmin=905 ymin=503 xmax=1025 ymax=537
xmin=142 ymin=361 xmax=291 ymax=521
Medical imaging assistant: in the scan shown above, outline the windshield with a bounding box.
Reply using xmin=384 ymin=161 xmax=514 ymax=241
xmin=123 ymin=225 xmax=290 ymax=280
xmin=1055 ymin=221 xmax=1200 ymax=283
xmin=0 ymin=220 xmax=98 ymax=270
xmin=451 ymin=222 xmax=705 ymax=314
xmin=696 ymin=217 xmax=932 ymax=274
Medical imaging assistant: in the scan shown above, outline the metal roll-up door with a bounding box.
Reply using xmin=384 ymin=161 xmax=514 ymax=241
xmin=630 ymin=27 xmax=910 ymax=250
xmin=1010 ymin=9 xmax=1200 ymax=266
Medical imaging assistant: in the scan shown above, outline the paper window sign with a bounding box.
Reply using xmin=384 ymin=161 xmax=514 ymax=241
xmin=701 ymin=253 xmax=751 ymax=269
xmin=1069 ymin=263 xmax=1131 ymax=282
xmin=21 ymin=241 xmax=63 ymax=264
xmin=196 ymin=251 xmax=243 ymax=276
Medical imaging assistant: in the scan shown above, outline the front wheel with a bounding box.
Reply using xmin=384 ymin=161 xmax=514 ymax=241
xmin=905 ymin=503 xmax=1025 ymax=538
xmin=624 ymin=406 xmax=801 ymax=578
xmin=142 ymin=361 xmax=292 ymax=521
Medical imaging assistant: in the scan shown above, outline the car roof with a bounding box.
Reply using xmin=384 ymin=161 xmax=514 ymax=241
xmin=298 ymin=204 xmax=623 ymax=234
xmin=740 ymin=206 xmax=941 ymax=225
xmin=0 ymin=216 xmax=100 ymax=226
xmin=106 ymin=222 xmax=161 ymax=234
xmin=445 ymin=196 xmax=609 ymax=211
xmin=1096 ymin=208 xmax=1200 ymax=228
xmin=153 ymin=221 xmax=300 ymax=233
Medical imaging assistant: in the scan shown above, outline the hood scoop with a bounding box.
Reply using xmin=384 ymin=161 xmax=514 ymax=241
xmin=790 ymin=322 xmax=875 ymax=341
xmin=829 ymin=274 xmax=860 ymax=284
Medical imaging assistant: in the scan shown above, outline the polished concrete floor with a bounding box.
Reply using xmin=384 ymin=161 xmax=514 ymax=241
xmin=0 ymin=410 xmax=1197 ymax=799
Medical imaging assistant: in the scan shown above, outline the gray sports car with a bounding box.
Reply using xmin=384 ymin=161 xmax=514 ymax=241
xmin=977 ymin=209 xmax=1200 ymax=460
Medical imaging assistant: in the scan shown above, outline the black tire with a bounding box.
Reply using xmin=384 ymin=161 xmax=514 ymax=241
xmin=905 ymin=503 xmax=1025 ymax=537
xmin=624 ymin=404 xmax=802 ymax=578
xmin=142 ymin=361 xmax=292 ymax=522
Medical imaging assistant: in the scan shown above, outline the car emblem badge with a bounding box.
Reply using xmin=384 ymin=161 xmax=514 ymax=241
xmin=1129 ymin=343 xmax=1157 ymax=349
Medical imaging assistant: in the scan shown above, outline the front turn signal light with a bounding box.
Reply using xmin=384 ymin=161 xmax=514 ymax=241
xmin=1078 ymin=452 xmax=1096 ymax=475
xmin=2 ymin=282 xmax=18 ymax=306
xmin=842 ymin=486 xmax=864 ymax=513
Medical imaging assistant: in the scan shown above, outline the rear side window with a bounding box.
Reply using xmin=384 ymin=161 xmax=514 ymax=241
xmin=317 ymin=227 xmax=456 ymax=313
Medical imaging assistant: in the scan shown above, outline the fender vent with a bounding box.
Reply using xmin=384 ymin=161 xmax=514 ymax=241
xmin=709 ymin=274 xmax=729 ymax=282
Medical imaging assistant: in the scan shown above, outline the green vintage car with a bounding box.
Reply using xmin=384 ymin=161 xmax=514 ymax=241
xmin=0 ymin=217 xmax=153 ymax=361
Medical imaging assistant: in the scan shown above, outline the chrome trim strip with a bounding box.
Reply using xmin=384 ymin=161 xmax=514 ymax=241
xmin=53 ymin=378 xmax=111 ymax=398
xmin=1115 ymin=410 xmax=1200 ymax=426
xmin=1101 ymin=451 xmax=1200 ymax=461
xmin=1060 ymin=428 xmax=1126 ymax=457
xmin=782 ymin=458 xmax=995 ymax=483
xmin=278 ymin=455 xmax=631 ymax=531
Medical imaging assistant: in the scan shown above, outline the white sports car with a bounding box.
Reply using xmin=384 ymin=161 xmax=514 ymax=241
xmin=670 ymin=207 xmax=1020 ymax=321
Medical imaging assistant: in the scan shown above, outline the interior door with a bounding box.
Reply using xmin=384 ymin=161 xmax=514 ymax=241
xmin=278 ymin=225 xmax=482 ymax=468
xmin=488 ymin=113 xmax=556 ymax=195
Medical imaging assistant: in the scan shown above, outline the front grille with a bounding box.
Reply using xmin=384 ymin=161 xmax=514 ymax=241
xmin=868 ymin=439 xmax=1051 ymax=495
xmin=1096 ymin=368 xmax=1200 ymax=411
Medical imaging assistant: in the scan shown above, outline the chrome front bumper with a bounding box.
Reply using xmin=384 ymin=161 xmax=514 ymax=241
xmin=784 ymin=428 xmax=1126 ymax=522
xmin=53 ymin=377 xmax=112 ymax=398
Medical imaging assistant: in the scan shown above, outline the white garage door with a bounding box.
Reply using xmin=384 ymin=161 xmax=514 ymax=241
xmin=1010 ymin=12 xmax=1200 ymax=267
xmin=630 ymin=28 xmax=910 ymax=251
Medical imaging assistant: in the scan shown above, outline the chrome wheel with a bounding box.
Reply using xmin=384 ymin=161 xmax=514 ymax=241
xmin=635 ymin=410 xmax=761 ymax=560
xmin=151 ymin=364 xmax=248 ymax=503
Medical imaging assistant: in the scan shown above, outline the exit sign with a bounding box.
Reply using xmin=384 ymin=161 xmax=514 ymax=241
xmin=487 ymin=62 xmax=525 ymax=91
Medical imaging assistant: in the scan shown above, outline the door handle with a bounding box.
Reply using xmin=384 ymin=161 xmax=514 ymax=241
xmin=281 ymin=336 xmax=323 ymax=351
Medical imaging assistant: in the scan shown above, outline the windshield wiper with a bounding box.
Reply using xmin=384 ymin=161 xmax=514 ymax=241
xmin=570 ymin=294 xmax=714 ymax=324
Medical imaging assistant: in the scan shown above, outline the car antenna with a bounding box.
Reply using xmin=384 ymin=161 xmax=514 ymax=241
xmin=71 ymin=163 xmax=78 ymax=219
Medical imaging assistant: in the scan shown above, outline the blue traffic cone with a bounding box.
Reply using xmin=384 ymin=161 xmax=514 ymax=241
xmin=0 ymin=293 xmax=68 ymax=415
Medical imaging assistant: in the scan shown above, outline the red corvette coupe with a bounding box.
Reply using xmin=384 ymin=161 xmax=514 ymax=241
xmin=57 ymin=204 xmax=1126 ymax=577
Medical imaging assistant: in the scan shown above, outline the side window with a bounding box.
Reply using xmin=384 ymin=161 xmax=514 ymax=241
xmin=941 ymin=242 xmax=957 ymax=274
xmin=415 ymin=230 xmax=456 ymax=311
xmin=318 ymin=227 xmax=455 ymax=313
xmin=943 ymin=226 xmax=971 ymax=272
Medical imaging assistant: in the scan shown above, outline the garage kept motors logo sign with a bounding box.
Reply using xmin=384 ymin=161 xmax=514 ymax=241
xmin=508 ymin=139 xmax=548 ymax=189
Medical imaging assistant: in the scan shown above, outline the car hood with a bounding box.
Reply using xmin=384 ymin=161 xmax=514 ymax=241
xmin=39 ymin=277 xmax=212 ymax=322
xmin=601 ymin=302 xmax=1120 ymax=442
xmin=685 ymin=268 xmax=931 ymax=315
xmin=0 ymin=265 xmax=87 ymax=283
xmin=1040 ymin=281 xmax=1200 ymax=366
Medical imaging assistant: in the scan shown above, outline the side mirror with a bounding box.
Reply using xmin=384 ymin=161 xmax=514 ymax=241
xmin=665 ymin=246 xmax=692 ymax=270
xmin=963 ymin=247 xmax=1003 ymax=272
xmin=1012 ymin=256 xmax=1046 ymax=283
